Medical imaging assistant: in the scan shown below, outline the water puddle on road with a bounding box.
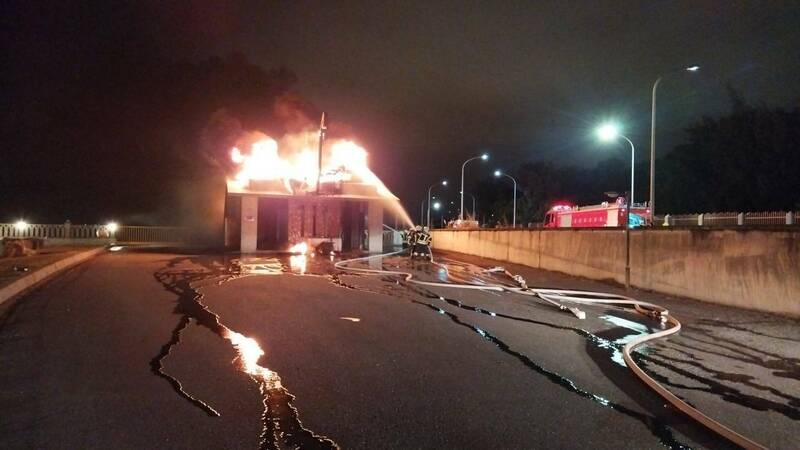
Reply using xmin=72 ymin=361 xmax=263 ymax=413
xmin=410 ymin=300 xmax=694 ymax=449
xmin=150 ymin=250 xmax=759 ymax=449
xmin=327 ymin=272 xmax=695 ymax=449
xmin=234 ymin=257 xmax=284 ymax=275
xmin=151 ymin=256 xmax=338 ymax=449
xmin=597 ymin=314 xmax=660 ymax=367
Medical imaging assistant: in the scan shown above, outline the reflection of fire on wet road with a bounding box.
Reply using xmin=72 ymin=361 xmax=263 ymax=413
xmin=289 ymin=242 xmax=310 ymax=274
xmin=151 ymin=257 xmax=338 ymax=449
xmin=226 ymin=330 xmax=281 ymax=389
xmin=234 ymin=258 xmax=284 ymax=275
xmin=149 ymin=251 xmax=786 ymax=449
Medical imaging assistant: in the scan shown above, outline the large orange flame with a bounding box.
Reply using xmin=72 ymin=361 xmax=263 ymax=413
xmin=229 ymin=131 xmax=413 ymax=227
xmin=230 ymin=134 xmax=388 ymax=196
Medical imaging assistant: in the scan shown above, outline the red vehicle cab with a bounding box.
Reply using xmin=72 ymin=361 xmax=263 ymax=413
xmin=544 ymin=197 xmax=651 ymax=228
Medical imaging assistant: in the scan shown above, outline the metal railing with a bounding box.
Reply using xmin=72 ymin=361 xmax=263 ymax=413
xmin=0 ymin=223 xmax=67 ymax=238
xmin=115 ymin=226 xmax=188 ymax=243
xmin=658 ymin=211 xmax=798 ymax=227
xmin=1 ymin=222 xmax=190 ymax=243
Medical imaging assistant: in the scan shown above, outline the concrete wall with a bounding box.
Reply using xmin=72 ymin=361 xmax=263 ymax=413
xmin=432 ymin=228 xmax=800 ymax=316
xmin=367 ymin=202 xmax=383 ymax=253
xmin=240 ymin=196 xmax=258 ymax=253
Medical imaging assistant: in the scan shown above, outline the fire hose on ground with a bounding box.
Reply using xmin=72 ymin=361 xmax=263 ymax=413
xmin=334 ymin=248 xmax=765 ymax=450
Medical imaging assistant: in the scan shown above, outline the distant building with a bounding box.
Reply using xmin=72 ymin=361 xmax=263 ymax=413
xmin=224 ymin=177 xmax=384 ymax=253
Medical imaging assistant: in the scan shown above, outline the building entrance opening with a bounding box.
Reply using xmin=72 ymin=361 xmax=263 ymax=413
xmin=341 ymin=201 xmax=366 ymax=251
xmin=257 ymin=198 xmax=289 ymax=250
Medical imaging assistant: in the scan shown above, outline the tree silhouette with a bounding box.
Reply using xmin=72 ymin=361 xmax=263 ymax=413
xmin=477 ymin=94 xmax=800 ymax=224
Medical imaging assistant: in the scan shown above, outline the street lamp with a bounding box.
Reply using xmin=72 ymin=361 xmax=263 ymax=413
xmin=433 ymin=201 xmax=443 ymax=227
xmin=462 ymin=192 xmax=477 ymax=219
xmin=494 ymin=170 xmax=518 ymax=228
xmin=596 ymin=123 xmax=635 ymax=206
xmin=460 ymin=153 xmax=488 ymax=220
xmin=597 ymin=122 xmax=635 ymax=288
xmin=427 ymin=179 xmax=448 ymax=228
xmin=650 ymin=65 xmax=700 ymax=218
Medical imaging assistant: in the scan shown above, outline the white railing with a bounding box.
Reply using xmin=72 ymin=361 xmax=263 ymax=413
xmin=743 ymin=211 xmax=791 ymax=226
xmin=0 ymin=223 xmax=71 ymax=239
xmin=115 ymin=226 xmax=189 ymax=243
xmin=660 ymin=211 xmax=798 ymax=227
xmin=0 ymin=222 xmax=190 ymax=243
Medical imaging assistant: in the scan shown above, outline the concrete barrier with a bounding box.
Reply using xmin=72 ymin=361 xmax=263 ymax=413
xmin=432 ymin=228 xmax=800 ymax=316
xmin=0 ymin=246 xmax=105 ymax=306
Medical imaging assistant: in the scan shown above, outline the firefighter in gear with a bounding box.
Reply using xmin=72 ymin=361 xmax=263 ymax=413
xmin=403 ymin=226 xmax=419 ymax=249
xmin=411 ymin=226 xmax=432 ymax=260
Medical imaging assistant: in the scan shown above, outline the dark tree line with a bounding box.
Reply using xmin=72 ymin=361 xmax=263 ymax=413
xmin=476 ymin=97 xmax=800 ymax=226
xmin=3 ymin=51 xmax=309 ymax=225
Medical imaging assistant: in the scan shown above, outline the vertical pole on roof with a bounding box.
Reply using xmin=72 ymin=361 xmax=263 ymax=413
xmin=316 ymin=112 xmax=327 ymax=194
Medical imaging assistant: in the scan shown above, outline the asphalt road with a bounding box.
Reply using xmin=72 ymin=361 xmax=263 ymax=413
xmin=0 ymin=247 xmax=797 ymax=449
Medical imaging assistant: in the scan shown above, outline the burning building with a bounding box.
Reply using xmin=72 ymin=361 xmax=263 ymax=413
xmin=223 ymin=127 xmax=408 ymax=253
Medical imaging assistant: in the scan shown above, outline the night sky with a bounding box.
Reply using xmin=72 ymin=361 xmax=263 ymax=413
xmin=3 ymin=1 xmax=800 ymax=223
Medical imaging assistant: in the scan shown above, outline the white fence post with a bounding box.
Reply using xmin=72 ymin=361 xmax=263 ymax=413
xmin=64 ymin=220 xmax=71 ymax=239
xmin=698 ymin=213 xmax=704 ymax=226
xmin=788 ymin=211 xmax=795 ymax=225
xmin=663 ymin=214 xmax=671 ymax=226
xmin=737 ymin=213 xmax=744 ymax=226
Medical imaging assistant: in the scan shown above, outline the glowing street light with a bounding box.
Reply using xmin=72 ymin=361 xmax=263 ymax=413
xmin=432 ymin=201 xmax=443 ymax=228
xmin=494 ymin=170 xmax=518 ymax=228
xmin=427 ymin=179 xmax=448 ymax=228
xmin=597 ymin=122 xmax=636 ymax=288
xmin=596 ymin=123 xmax=620 ymax=142
xmin=650 ymin=65 xmax=700 ymax=218
xmin=460 ymin=153 xmax=488 ymax=220
xmin=106 ymin=221 xmax=119 ymax=233
xmin=14 ymin=220 xmax=29 ymax=232
xmin=596 ymin=122 xmax=635 ymax=206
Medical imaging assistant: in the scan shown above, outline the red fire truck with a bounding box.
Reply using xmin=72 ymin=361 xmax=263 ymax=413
xmin=544 ymin=197 xmax=651 ymax=228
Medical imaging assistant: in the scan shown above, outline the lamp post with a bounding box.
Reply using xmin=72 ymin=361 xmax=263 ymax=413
xmin=597 ymin=123 xmax=635 ymax=206
xmin=494 ymin=170 xmax=518 ymax=228
xmin=469 ymin=193 xmax=476 ymax=218
xmin=432 ymin=201 xmax=441 ymax=227
xmin=460 ymin=153 xmax=488 ymax=220
xmin=427 ymin=179 xmax=448 ymax=228
xmin=650 ymin=65 xmax=699 ymax=218
xmin=461 ymin=192 xmax=477 ymax=219
xmin=597 ymin=122 xmax=635 ymax=288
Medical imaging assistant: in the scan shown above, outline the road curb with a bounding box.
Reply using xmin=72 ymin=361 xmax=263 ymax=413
xmin=0 ymin=246 xmax=106 ymax=306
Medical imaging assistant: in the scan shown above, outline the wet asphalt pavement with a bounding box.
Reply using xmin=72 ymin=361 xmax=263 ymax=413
xmin=0 ymin=247 xmax=798 ymax=449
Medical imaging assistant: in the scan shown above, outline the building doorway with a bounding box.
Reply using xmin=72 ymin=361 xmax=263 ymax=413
xmin=341 ymin=201 xmax=366 ymax=251
xmin=257 ymin=198 xmax=289 ymax=250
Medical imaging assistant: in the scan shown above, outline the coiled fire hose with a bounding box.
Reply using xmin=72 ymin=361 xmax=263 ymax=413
xmin=334 ymin=249 xmax=765 ymax=450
